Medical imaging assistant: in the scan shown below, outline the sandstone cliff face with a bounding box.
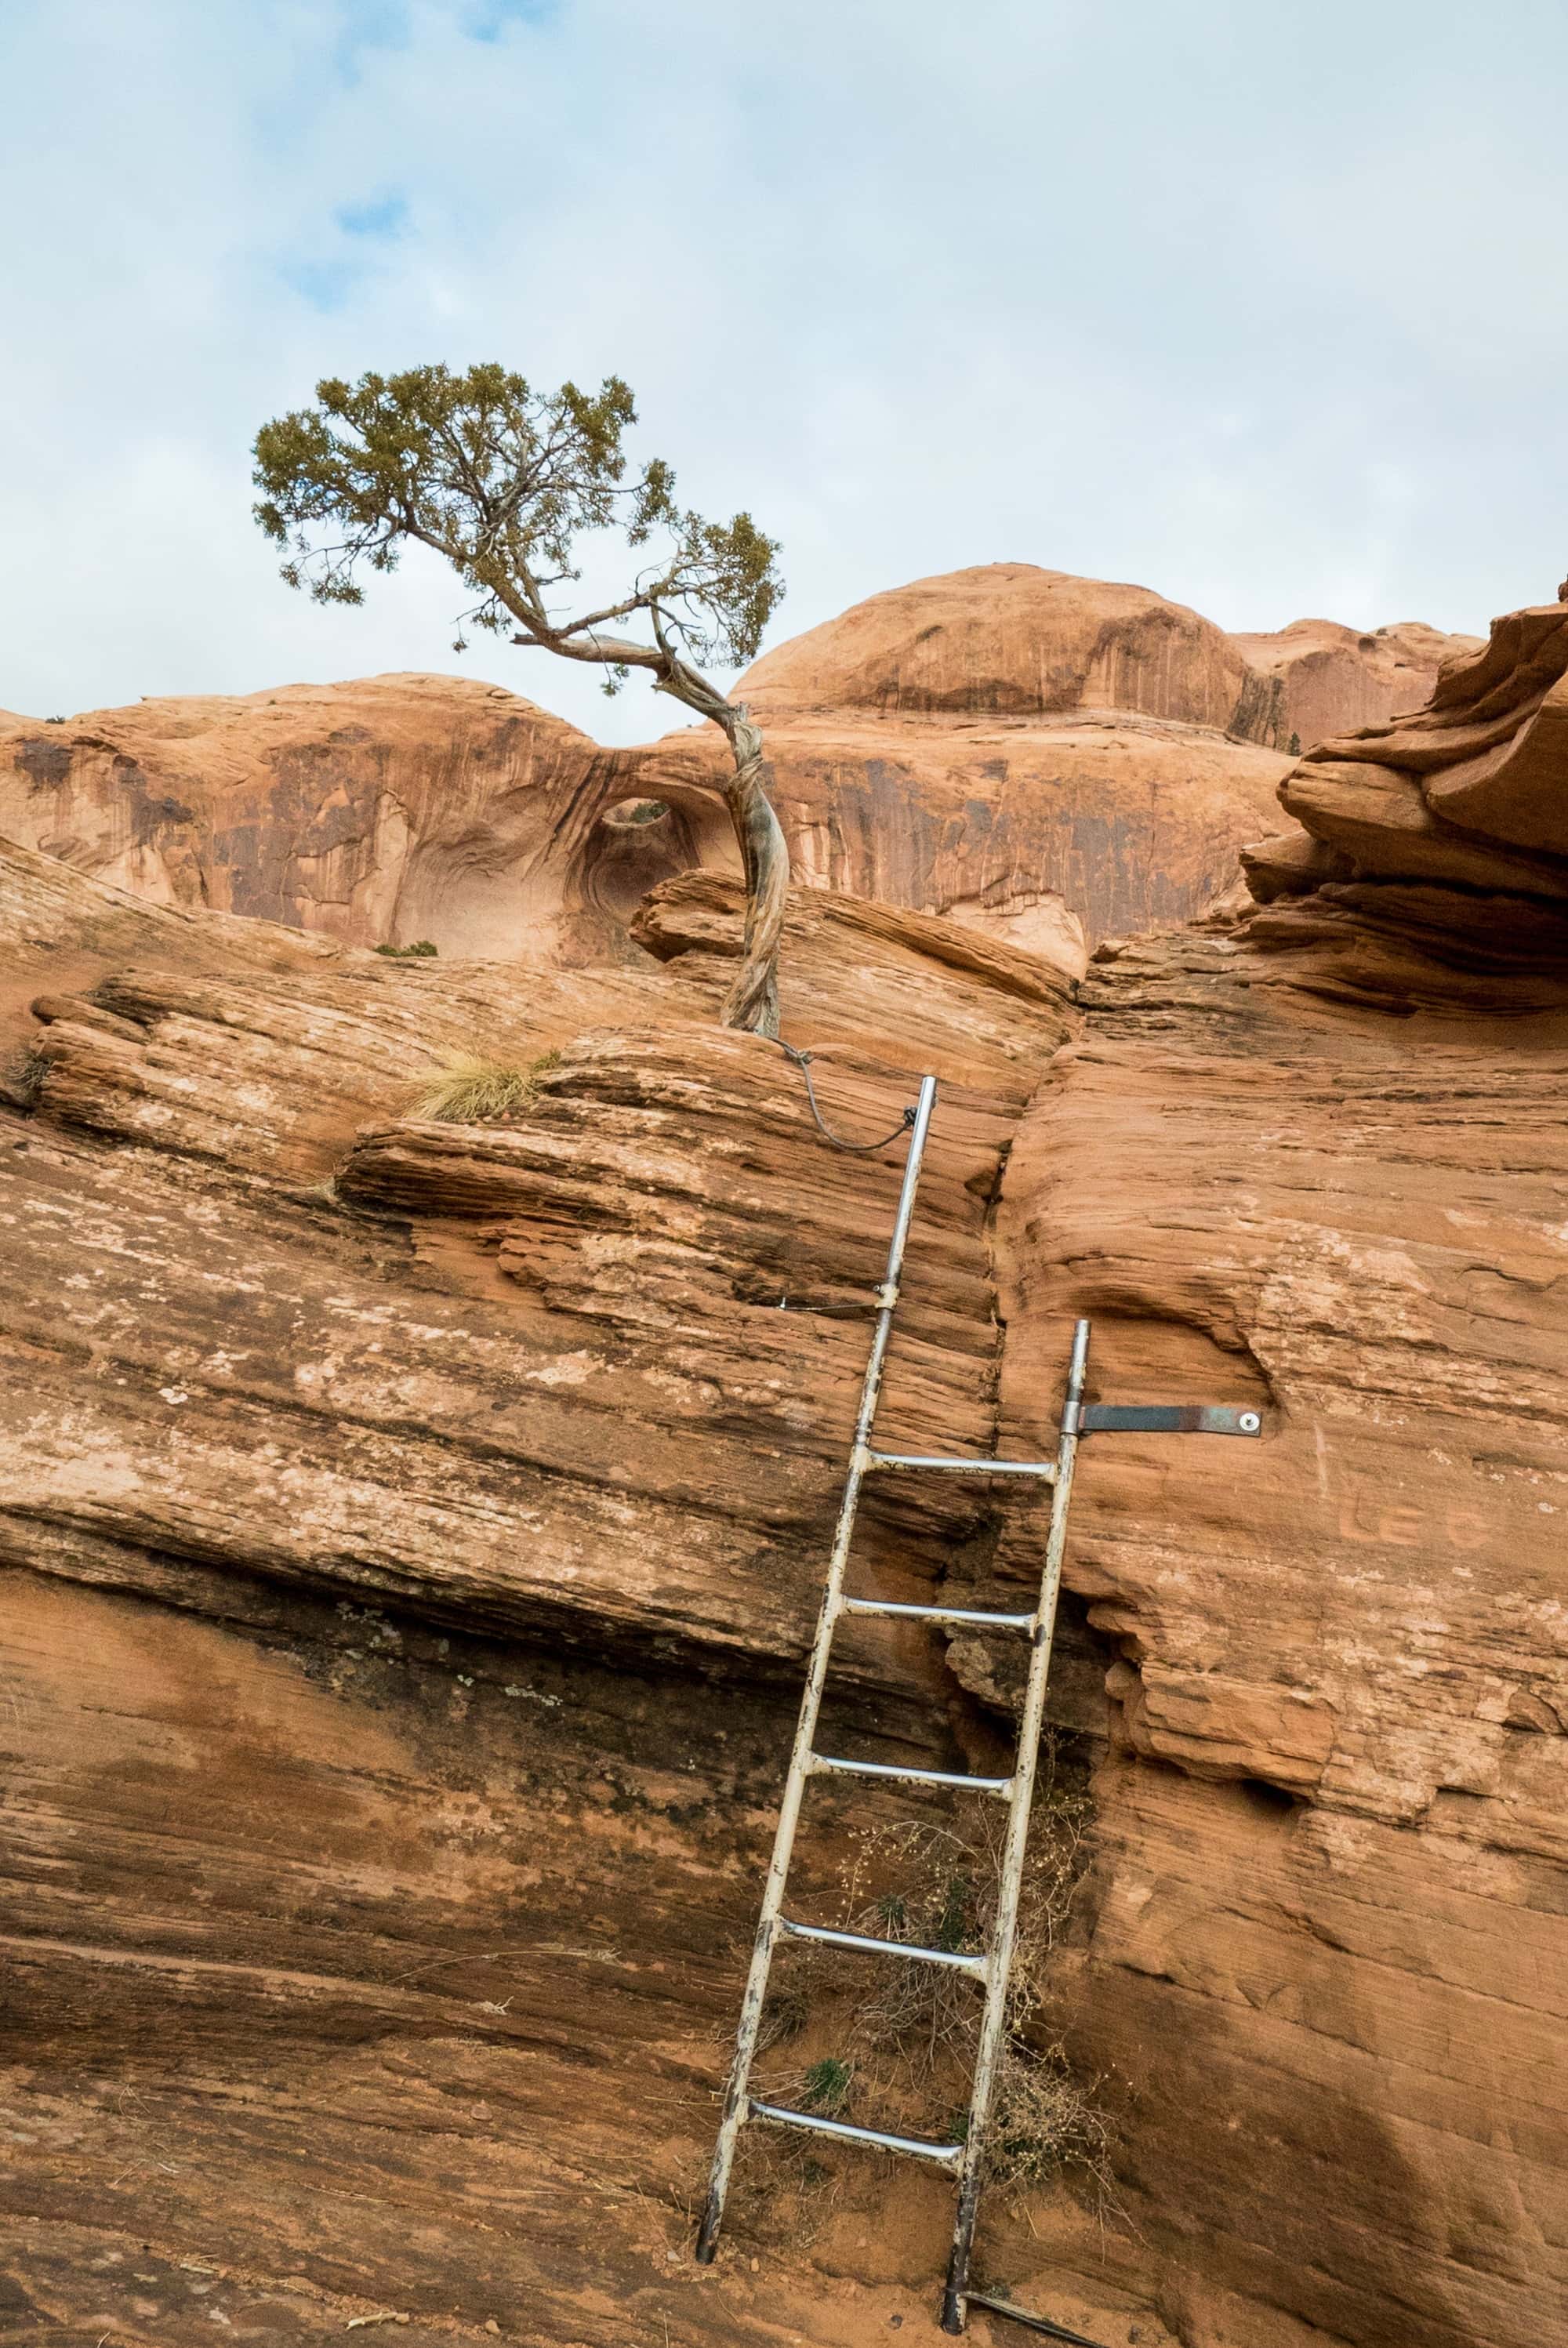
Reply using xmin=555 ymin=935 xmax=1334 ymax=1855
xmin=992 ymin=924 xmax=1567 ymax=2348
xmin=2 ymin=606 xmax=1563 ymax=2348
xmin=0 ymin=569 xmax=1475 ymax=983
xmin=0 ymin=676 xmax=735 ymax=970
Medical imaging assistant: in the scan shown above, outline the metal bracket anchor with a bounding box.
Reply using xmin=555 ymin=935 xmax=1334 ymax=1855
xmin=1076 ymin=1402 xmax=1262 ymax=1437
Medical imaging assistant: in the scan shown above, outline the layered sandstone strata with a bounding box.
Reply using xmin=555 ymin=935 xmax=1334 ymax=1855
xmin=1240 ymin=596 xmax=1568 ymax=1010
xmin=989 ymin=920 xmax=1567 ymax=2347
xmin=0 ymin=840 xmax=1091 ymax=2345
xmin=1 ymin=604 xmax=1562 ymax=2348
xmin=2 ymin=841 xmax=1563 ymax=2347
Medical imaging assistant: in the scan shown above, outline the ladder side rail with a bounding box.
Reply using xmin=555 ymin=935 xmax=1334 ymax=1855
xmin=694 ymin=1072 xmax=940 ymax=2263
xmin=941 ymin=1316 xmax=1091 ymax=2335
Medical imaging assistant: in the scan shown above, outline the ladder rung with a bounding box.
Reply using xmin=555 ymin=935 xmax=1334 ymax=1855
xmin=842 ymin=1598 xmax=1035 ymax=1631
xmin=779 ymin=1918 xmax=988 ymax=1976
xmin=748 ymin=2099 xmax=964 ymax=2167
xmin=810 ymin=1754 xmax=1013 ymax=1798
xmin=865 ymin=1450 xmax=1057 ymax=1480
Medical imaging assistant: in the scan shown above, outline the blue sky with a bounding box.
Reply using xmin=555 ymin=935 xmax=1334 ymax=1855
xmin=3 ymin=0 xmax=1566 ymax=742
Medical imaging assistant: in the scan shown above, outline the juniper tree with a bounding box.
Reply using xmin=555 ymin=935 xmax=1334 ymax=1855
xmin=252 ymin=365 xmax=788 ymax=1032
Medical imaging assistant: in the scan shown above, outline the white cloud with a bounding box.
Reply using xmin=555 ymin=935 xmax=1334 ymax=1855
xmin=2 ymin=0 xmax=1566 ymax=739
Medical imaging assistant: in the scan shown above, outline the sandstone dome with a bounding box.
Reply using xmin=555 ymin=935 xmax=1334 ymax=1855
xmin=738 ymin=561 xmax=1256 ymax=732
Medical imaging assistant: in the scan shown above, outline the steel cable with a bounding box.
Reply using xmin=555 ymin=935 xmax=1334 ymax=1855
xmin=772 ymin=1039 xmax=918 ymax=1154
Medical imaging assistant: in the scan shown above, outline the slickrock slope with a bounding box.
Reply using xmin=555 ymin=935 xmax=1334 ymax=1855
xmin=1 ymin=569 xmax=1475 ymax=978
xmin=737 ymin=565 xmax=1259 ymax=725
xmin=0 ymin=840 xmax=1102 ymax=2347
xmin=738 ymin=571 xmax=1474 ymax=747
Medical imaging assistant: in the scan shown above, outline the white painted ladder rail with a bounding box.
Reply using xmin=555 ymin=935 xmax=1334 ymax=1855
xmin=692 ymin=1070 xmax=1261 ymax=2337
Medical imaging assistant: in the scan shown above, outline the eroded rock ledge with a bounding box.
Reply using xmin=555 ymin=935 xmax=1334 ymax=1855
xmin=1241 ymin=597 xmax=1568 ymax=1010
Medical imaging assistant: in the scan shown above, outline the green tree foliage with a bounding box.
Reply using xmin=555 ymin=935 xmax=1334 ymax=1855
xmin=253 ymin=365 xmax=789 ymax=1032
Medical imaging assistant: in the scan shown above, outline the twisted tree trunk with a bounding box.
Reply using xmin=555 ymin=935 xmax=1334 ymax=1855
xmin=653 ymin=657 xmax=787 ymax=1038
xmin=511 ymin=618 xmax=789 ymax=1037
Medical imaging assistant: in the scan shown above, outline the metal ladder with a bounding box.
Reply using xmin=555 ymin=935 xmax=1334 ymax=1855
xmin=693 ymin=1072 xmax=1260 ymax=2334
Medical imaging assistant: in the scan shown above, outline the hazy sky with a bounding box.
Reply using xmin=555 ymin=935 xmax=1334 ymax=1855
xmin=5 ymin=0 xmax=1566 ymax=742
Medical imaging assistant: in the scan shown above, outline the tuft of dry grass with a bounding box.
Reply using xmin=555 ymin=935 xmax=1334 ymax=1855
xmin=407 ymin=1048 xmax=561 ymax=1125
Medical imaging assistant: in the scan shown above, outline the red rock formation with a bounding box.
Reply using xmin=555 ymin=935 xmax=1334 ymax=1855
xmin=0 ymin=570 xmax=1478 ymax=981
xmin=1230 ymin=616 xmax=1482 ymax=754
xmin=3 ymin=749 xmax=1565 ymax=2348
xmin=738 ymin=564 xmax=1257 ymax=726
xmin=629 ymin=568 xmax=1476 ymax=970
xmin=0 ymin=676 xmax=735 ymax=967
xmin=641 ymin=565 xmax=1290 ymax=968
xmin=1240 ymin=597 xmax=1568 ymax=1011
xmin=642 ymin=699 xmax=1289 ymax=977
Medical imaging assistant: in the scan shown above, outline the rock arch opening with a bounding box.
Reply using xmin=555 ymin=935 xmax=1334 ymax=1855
xmin=575 ymin=790 xmax=735 ymax=942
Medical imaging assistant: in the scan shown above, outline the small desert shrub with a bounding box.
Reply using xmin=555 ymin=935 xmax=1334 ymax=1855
xmin=408 ymin=1047 xmax=561 ymax=1124
xmin=603 ymin=797 xmax=668 ymax=826
xmin=4 ymin=1046 xmax=48 ymax=1109
xmin=374 ymin=938 xmax=439 ymax=958
xmin=749 ymin=1742 xmax=1118 ymax=2216
xmin=984 ymin=2034 xmax=1115 ymax=2197
xmin=799 ymin=2056 xmax=853 ymax=2115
